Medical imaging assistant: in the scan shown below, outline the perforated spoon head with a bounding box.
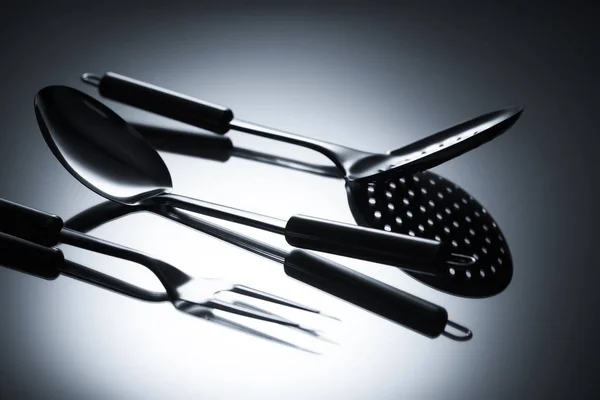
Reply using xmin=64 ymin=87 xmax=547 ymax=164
xmin=346 ymin=107 xmax=523 ymax=183
xmin=347 ymin=170 xmax=512 ymax=298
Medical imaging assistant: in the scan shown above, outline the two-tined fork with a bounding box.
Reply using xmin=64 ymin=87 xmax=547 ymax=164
xmin=0 ymin=197 xmax=331 ymax=333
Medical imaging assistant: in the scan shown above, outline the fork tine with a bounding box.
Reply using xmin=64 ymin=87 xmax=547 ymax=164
xmin=231 ymin=299 xmax=321 ymax=334
xmin=208 ymin=313 xmax=321 ymax=355
xmin=232 ymin=300 xmax=339 ymax=345
xmin=206 ymin=298 xmax=306 ymax=328
xmin=231 ymin=284 xmax=340 ymax=320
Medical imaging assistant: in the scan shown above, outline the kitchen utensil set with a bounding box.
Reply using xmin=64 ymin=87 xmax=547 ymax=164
xmin=35 ymin=86 xmax=473 ymax=277
xmin=129 ymin=123 xmax=512 ymax=298
xmin=0 ymin=70 xmax=523 ymax=346
xmin=63 ymin=199 xmax=472 ymax=341
xmin=82 ymin=72 xmax=520 ymax=296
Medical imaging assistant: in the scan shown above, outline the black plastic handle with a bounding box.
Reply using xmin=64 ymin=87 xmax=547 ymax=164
xmin=130 ymin=123 xmax=234 ymax=162
xmin=96 ymin=72 xmax=234 ymax=134
xmin=285 ymin=215 xmax=449 ymax=275
xmin=283 ymin=250 xmax=448 ymax=338
xmin=0 ymin=232 xmax=62 ymax=280
xmin=0 ymin=197 xmax=64 ymax=246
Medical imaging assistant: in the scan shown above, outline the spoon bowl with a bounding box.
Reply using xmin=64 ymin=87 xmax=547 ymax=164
xmin=35 ymin=85 xmax=172 ymax=205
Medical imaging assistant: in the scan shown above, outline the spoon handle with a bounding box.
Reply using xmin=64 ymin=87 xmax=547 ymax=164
xmin=83 ymin=72 xmax=364 ymax=170
xmin=83 ymin=72 xmax=234 ymax=134
xmin=156 ymin=193 xmax=448 ymax=275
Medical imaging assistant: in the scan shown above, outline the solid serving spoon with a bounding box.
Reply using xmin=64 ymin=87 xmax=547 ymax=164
xmin=35 ymin=85 xmax=476 ymax=276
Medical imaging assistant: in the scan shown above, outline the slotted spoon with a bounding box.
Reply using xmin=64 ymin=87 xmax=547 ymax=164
xmin=81 ymin=72 xmax=522 ymax=184
xmin=80 ymin=72 xmax=520 ymax=297
xmin=349 ymin=171 xmax=512 ymax=297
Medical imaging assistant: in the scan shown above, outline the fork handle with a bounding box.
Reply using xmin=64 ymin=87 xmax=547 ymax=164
xmin=283 ymin=250 xmax=448 ymax=338
xmin=0 ymin=232 xmax=62 ymax=280
xmin=0 ymin=197 xmax=64 ymax=246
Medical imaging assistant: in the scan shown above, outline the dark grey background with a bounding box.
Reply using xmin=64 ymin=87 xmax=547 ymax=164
xmin=0 ymin=2 xmax=598 ymax=399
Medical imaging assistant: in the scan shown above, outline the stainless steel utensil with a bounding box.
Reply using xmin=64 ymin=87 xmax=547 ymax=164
xmin=0 ymin=234 xmax=322 ymax=353
xmin=125 ymin=123 xmax=512 ymax=297
xmin=0 ymin=197 xmax=325 ymax=330
xmin=81 ymin=72 xmax=522 ymax=185
xmin=34 ymin=85 xmax=475 ymax=276
xmin=350 ymin=171 xmax=512 ymax=297
xmin=63 ymin=200 xmax=473 ymax=341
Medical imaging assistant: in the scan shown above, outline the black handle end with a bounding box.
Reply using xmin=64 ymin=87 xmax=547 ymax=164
xmin=285 ymin=215 xmax=449 ymax=275
xmin=0 ymin=198 xmax=63 ymax=246
xmin=97 ymin=72 xmax=234 ymax=134
xmin=283 ymin=250 xmax=448 ymax=338
xmin=0 ymin=232 xmax=62 ymax=280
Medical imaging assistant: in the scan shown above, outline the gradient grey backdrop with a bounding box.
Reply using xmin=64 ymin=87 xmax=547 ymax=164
xmin=0 ymin=2 xmax=598 ymax=399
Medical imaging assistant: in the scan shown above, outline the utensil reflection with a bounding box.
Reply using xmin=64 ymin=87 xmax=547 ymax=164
xmin=37 ymin=86 xmax=454 ymax=277
xmin=0 ymin=197 xmax=332 ymax=353
xmin=59 ymin=260 xmax=323 ymax=354
xmin=65 ymin=200 xmax=472 ymax=341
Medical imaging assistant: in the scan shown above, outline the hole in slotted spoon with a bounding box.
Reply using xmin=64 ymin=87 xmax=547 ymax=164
xmin=347 ymin=170 xmax=513 ymax=298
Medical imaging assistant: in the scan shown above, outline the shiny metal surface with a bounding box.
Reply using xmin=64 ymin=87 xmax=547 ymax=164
xmin=27 ymin=97 xmax=475 ymax=336
xmin=127 ymin=122 xmax=505 ymax=297
xmin=349 ymin=171 xmax=513 ymax=297
xmin=36 ymin=86 xmax=454 ymax=274
xmin=0 ymin=3 xmax=597 ymax=399
xmin=77 ymin=74 xmax=518 ymax=291
xmin=35 ymin=85 xmax=287 ymax=231
xmin=83 ymin=72 xmax=521 ymax=182
xmin=58 ymin=260 xmax=323 ymax=353
xmin=231 ymin=106 xmax=522 ymax=182
xmin=59 ymin=226 xmax=328 ymax=328
xmin=61 ymin=199 xmax=471 ymax=339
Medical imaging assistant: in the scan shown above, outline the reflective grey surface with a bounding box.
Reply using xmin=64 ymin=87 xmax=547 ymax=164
xmin=0 ymin=2 xmax=598 ymax=399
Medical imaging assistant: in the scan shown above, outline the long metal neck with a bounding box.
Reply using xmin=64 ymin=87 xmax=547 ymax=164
xmin=230 ymin=119 xmax=368 ymax=174
xmin=59 ymin=227 xmax=191 ymax=288
xmin=153 ymin=193 xmax=287 ymax=235
xmin=60 ymin=227 xmax=148 ymax=265
xmin=155 ymin=207 xmax=288 ymax=264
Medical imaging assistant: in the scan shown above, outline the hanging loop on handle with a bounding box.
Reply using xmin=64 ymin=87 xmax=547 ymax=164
xmin=442 ymin=320 xmax=473 ymax=341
